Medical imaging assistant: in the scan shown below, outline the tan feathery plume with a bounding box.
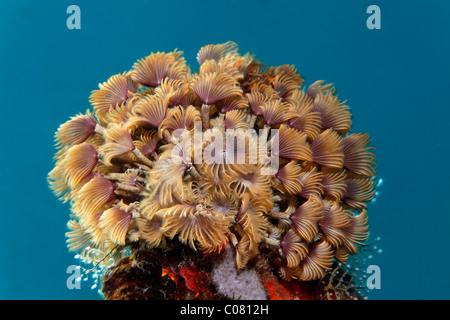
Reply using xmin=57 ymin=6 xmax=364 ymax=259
xmin=136 ymin=216 xmax=166 ymax=248
xmin=258 ymin=99 xmax=293 ymax=126
xmin=318 ymin=200 xmax=350 ymax=248
xmin=321 ymin=168 xmax=347 ymax=200
xmin=288 ymin=90 xmax=322 ymax=140
xmin=128 ymin=90 xmax=172 ymax=130
xmin=72 ymin=174 xmax=116 ymax=218
xmin=160 ymin=204 xmax=232 ymax=253
xmin=58 ymin=143 xmax=98 ymax=188
xmin=280 ymin=229 xmax=309 ymax=269
xmin=192 ymin=72 xmax=242 ymax=105
xmin=197 ymin=41 xmax=238 ymax=65
xmin=131 ymin=51 xmax=181 ymax=87
xmin=273 ymin=125 xmax=313 ymax=161
xmin=313 ymin=93 xmax=352 ymax=134
xmin=289 ymin=196 xmax=323 ymax=243
xmin=99 ymin=207 xmax=132 ymax=245
xmin=342 ymin=133 xmax=376 ymax=177
xmin=235 ymin=194 xmax=271 ymax=243
xmin=54 ymin=112 xmax=97 ymax=149
xmin=274 ymin=160 xmax=303 ymax=195
xmin=343 ymin=178 xmax=376 ymax=209
xmin=90 ymin=73 xmax=137 ymax=124
xmin=100 ymin=124 xmax=135 ymax=165
xmin=310 ymin=129 xmax=344 ymax=168
xmin=305 ymin=80 xmax=335 ymax=99
xmin=298 ymin=240 xmax=334 ymax=281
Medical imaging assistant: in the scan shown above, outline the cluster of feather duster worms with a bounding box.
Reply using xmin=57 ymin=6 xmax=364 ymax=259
xmin=49 ymin=41 xmax=376 ymax=297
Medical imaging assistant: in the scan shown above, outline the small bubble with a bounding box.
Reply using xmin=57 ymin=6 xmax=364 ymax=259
xmin=91 ymin=284 xmax=97 ymax=290
xmin=377 ymin=178 xmax=383 ymax=187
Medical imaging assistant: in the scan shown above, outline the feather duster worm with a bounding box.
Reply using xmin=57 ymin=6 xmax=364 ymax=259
xmin=49 ymin=42 xmax=377 ymax=300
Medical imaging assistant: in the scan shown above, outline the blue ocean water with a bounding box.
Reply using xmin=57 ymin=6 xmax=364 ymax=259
xmin=0 ymin=0 xmax=448 ymax=300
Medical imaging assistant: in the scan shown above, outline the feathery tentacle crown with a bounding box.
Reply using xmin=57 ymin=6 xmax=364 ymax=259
xmin=49 ymin=42 xmax=376 ymax=281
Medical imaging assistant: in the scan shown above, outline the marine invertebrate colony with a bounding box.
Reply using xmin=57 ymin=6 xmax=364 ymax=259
xmin=49 ymin=41 xmax=376 ymax=299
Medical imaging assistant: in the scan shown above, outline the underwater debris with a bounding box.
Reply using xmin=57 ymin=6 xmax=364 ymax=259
xmin=49 ymin=41 xmax=377 ymax=300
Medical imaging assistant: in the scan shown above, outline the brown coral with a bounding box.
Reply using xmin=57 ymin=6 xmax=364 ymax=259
xmin=49 ymin=41 xmax=376 ymax=289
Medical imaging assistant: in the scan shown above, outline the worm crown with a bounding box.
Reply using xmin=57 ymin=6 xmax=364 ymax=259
xmin=49 ymin=41 xmax=376 ymax=282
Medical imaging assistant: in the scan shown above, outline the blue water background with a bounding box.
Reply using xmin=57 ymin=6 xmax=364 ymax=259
xmin=0 ymin=0 xmax=449 ymax=299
